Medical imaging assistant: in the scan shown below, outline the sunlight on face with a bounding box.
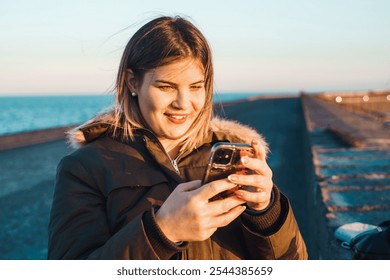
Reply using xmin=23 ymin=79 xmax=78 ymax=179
xmin=136 ymin=57 xmax=206 ymax=146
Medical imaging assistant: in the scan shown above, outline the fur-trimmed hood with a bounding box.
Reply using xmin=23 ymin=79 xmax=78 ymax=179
xmin=67 ymin=110 xmax=269 ymax=156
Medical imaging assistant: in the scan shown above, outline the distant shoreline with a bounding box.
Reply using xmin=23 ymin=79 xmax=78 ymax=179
xmin=0 ymin=125 xmax=76 ymax=151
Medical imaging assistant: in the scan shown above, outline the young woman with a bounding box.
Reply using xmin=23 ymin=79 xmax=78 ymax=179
xmin=48 ymin=16 xmax=307 ymax=260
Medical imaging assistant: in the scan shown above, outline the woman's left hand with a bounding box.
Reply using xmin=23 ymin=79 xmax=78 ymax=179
xmin=228 ymin=139 xmax=274 ymax=211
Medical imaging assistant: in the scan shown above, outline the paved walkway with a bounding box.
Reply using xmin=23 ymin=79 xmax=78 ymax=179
xmin=0 ymin=140 xmax=73 ymax=259
xmin=217 ymin=96 xmax=315 ymax=257
xmin=1 ymin=94 xmax=388 ymax=260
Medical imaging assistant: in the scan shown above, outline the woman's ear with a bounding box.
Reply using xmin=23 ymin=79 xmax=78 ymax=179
xmin=125 ymin=69 xmax=138 ymax=93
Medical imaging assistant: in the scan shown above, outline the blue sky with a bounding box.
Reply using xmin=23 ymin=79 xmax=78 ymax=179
xmin=1 ymin=0 xmax=390 ymax=96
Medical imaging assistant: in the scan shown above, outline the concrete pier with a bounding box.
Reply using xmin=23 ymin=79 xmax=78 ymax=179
xmin=301 ymin=93 xmax=390 ymax=259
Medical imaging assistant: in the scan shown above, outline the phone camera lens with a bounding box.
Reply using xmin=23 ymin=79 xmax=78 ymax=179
xmin=214 ymin=149 xmax=233 ymax=165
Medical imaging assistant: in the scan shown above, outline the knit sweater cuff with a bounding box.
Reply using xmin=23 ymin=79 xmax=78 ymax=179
xmin=143 ymin=207 xmax=187 ymax=259
xmin=241 ymin=185 xmax=287 ymax=236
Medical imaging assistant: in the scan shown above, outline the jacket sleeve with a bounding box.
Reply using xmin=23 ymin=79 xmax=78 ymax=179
xmin=47 ymin=155 xmax=178 ymax=259
xmin=240 ymin=186 xmax=308 ymax=260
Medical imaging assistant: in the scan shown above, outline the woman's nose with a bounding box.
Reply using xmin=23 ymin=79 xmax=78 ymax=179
xmin=172 ymin=90 xmax=191 ymax=110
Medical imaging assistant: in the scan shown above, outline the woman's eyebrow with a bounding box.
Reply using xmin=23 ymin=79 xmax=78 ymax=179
xmin=155 ymin=80 xmax=204 ymax=85
xmin=190 ymin=80 xmax=205 ymax=85
xmin=155 ymin=79 xmax=176 ymax=85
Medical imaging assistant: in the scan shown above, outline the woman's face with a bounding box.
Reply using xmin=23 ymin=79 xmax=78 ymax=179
xmin=136 ymin=58 xmax=206 ymax=144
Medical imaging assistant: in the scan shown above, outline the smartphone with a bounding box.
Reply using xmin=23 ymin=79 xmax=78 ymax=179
xmin=202 ymin=142 xmax=255 ymax=201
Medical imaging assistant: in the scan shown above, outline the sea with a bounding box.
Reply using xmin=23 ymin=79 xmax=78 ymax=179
xmin=0 ymin=92 xmax=284 ymax=136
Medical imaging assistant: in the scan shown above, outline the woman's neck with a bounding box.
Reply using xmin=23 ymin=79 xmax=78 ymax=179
xmin=159 ymin=139 xmax=181 ymax=159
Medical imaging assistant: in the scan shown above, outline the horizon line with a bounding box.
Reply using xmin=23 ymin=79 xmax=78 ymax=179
xmin=0 ymin=88 xmax=388 ymax=97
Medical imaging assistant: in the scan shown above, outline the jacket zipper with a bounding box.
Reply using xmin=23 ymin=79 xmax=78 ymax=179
xmin=159 ymin=144 xmax=180 ymax=174
xmin=171 ymin=158 xmax=180 ymax=173
xmin=142 ymin=134 xmax=181 ymax=174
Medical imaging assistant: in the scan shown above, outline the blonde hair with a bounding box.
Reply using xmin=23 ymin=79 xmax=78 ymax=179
xmin=113 ymin=16 xmax=214 ymax=153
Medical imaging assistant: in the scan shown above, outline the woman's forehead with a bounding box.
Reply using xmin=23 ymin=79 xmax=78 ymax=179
xmin=146 ymin=58 xmax=205 ymax=82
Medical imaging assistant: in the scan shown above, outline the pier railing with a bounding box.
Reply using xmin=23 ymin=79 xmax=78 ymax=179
xmin=316 ymin=91 xmax=390 ymax=126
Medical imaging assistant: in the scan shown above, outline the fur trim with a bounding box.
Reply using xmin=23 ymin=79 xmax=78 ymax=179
xmin=210 ymin=116 xmax=269 ymax=156
xmin=67 ymin=128 xmax=86 ymax=149
xmin=66 ymin=111 xmax=116 ymax=149
xmin=67 ymin=111 xmax=269 ymax=156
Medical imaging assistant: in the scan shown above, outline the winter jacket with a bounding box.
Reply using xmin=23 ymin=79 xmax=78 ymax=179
xmin=48 ymin=112 xmax=308 ymax=260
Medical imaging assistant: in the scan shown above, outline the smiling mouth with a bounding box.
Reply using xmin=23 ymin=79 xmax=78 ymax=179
xmin=165 ymin=113 xmax=189 ymax=124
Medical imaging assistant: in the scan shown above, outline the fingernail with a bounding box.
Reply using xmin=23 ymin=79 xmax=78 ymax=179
xmin=235 ymin=190 xmax=245 ymax=197
xmin=228 ymin=175 xmax=238 ymax=181
xmin=241 ymin=156 xmax=249 ymax=164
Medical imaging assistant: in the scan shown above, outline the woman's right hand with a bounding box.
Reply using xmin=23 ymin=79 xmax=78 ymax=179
xmin=155 ymin=179 xmax=246 ymax=243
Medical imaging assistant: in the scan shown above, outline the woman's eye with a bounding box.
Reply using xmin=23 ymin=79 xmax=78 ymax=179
xmin=158 ymin=86 xmax=174 ymax=91
xmin=190 ymin=85 xmax=203 ymax=91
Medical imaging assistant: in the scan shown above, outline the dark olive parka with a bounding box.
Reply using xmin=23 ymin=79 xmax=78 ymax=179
xmin=48 ymin=112 xmax=308 ymax=260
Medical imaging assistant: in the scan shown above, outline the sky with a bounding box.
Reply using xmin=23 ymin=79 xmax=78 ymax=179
xmin=1 ymin=0 xmax=390 ymax=96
